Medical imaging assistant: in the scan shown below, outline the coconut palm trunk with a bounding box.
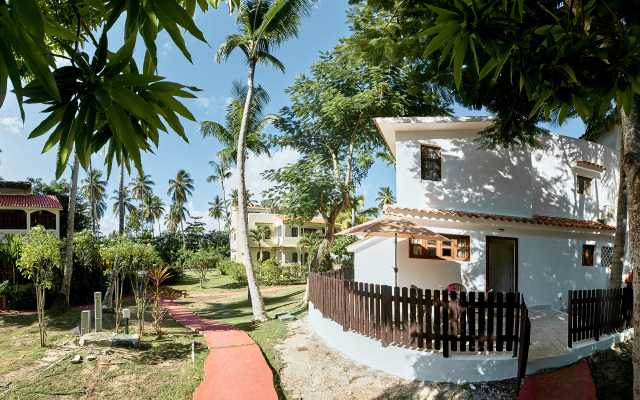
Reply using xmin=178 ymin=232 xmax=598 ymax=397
xmin=103 ymin=159 xmax=125 ymax=309
xmin=238 ymin=59 xmax=268 ymax=321
xmin=50 ymin=151 xmax=79 ymax=314
xmin=620 ymin=94 xmax=640 ymax=399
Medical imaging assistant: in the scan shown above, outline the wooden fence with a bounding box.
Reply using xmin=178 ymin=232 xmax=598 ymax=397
xmin=567 ymin=287 xmax=633 ymax=348
xmin=309 ymin=272 xmax=529 ymax=358
xmin=320 ymin=268 xmax=354 ymax=281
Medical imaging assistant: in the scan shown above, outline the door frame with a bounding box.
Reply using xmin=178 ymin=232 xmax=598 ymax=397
xmin=485 ymin=236 xmax=519 ymax=293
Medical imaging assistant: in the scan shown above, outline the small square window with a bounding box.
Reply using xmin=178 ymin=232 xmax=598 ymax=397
xmin=577 ymin=176 xmax=592 ymax=196
xmin=582 ymin=244 xmax=595 ymax=266
xmin=421 ymin=145 xmax=441 ymax=181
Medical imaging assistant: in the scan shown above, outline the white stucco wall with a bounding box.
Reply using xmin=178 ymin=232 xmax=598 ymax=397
xmin=393 ymin=129 xmax=619 ymax=222
xmin=395 ymin=130 xmax=533 ymax=217
xmin=352 ymin=220 xmax=613 ymax=308
xmin=532 ymin=134 xmax=619 ymax=222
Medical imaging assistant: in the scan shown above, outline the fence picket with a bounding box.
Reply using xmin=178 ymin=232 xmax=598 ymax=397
xmin=417 ymin=288 xmax=424 ymax=348
xmin=487 ymin=292 xmax=494 ymax=352
xmin=410 ymin=287 xmax=417 ymax=348
xmin=393 ymin=287 xmax=400 ymax=344
xmin=506 ymin=292 xmax=514 ymax=352
xmin=434 ymin=290 xmax=440 ymax=351
xmin=426 ymin=290 xmax=433 ymax=350
xmin=478 ymin=292 xmax=486 ymax=352
xmin=402 ymin=287 xmax=409 ymax=346
xmin=460 ymin=292 xmax=467 ymax=352
xmin=468 ymin=292 xmax=476 ymax=352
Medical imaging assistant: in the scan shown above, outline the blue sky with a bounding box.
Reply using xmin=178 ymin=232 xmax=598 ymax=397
xmin=0 ymin=1 xmax=587 ymax=234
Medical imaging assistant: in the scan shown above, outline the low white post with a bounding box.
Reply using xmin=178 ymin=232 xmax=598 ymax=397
xmin=80 ymin=310 xmax=91 ymax=335
xmin=94 ymin=291 xmax=102 ymax=332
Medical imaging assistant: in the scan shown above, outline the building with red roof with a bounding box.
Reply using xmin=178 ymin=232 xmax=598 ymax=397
xmin=0 ymin=181 xmax=63 ymax=239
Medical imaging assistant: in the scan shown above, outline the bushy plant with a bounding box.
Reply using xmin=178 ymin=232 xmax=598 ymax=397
xmin=147 ymin=265 xmax=179 ymax=336
xmin=183 ymin=248 xmax=220 ymax=288
xmin=220 ymin=260 xmax=247 ymax=284
xmin=16 ymin=227 xmax=63 ymax=346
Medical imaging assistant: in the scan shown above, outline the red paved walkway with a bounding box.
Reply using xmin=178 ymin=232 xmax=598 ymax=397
xmin=518 ymin=361 xmax=596 ymax=400
xmin=162 ymin=301 xmax=278 ymax=400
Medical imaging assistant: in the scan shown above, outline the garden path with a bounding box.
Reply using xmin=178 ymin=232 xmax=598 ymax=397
xmin=162 ymin=300 xmax=278 ymax=400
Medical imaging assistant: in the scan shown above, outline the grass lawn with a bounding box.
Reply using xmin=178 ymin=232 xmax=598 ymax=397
xmin=0 ymin=272 xmax=306 ymax=400
xmin=174 ymin=272 xmax=307 ymax=399
xmin=0 ymin=302 xmax=208 ymax=400
xmin=170 ymin=269 xmax=246 ymax=294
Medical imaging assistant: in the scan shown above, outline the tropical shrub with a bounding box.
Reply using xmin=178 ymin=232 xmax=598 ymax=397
xmin=16 ymin=227 xmax=63 ymax=346
xmin=182 ymin=248 xmax=220 ymax=288
xmin=147 ymin=265 xmax=179 ymax=336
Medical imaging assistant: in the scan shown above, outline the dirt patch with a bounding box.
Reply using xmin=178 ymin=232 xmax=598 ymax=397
xmin=586 ymin=339 xmax=632 ymax=400
xmin=276 ymin=317 xmax=516 ymax=400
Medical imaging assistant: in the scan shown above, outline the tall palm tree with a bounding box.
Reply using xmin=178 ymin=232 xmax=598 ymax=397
xmin=296 ymin=231 xmax=324 ymax=265
xmin=143 ymin=195 xmax=165 ymax=236
xmin=338 ymin=195 xmax=379 ymax=230
xmin=80 ymin=169 xmax=107 ymax=234
xmin=167 ymin=169 xmax=194 ymax=247
xmin=208 ymin=195 xmax=225 ymax=231
xmin=375 ymin=186 xmax=396 ymax=210
xmin=206 ymin=159 xmax=232 ymax=229
xmin=216 ymin=0 xmax=313 ymax=321
xmin=168 ymin=169 xmax=194 ymax=204
xmin=167 ymin=201 xmax=190 ymax=244
xmin=199 ymin=81 xmax=276 ymax=165
xmin=111 ymin=186 xmax=137 ymax=218
xmin=130 ymin=173 xmax=155 ymax=206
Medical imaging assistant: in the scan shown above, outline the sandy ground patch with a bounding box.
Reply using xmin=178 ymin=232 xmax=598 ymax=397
xmin=276 ymin=316 xmax=516 ymax=400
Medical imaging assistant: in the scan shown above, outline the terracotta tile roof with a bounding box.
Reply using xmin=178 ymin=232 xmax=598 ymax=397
xmin=384 ymin=205 xmax=615 ymax=231
xmin=575 ymin=160 xmax=606 ymax=171
xmin=0 ymin=194 xmax=62 ymax=209
xmin=275 ymin=215 xmax=328 ymax=224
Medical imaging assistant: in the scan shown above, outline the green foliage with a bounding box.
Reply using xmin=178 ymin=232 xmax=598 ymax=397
xmin=329 ymin=236 xmax=354 ymax=269
xmin=256 ymin=259 xmax=308 ymax=286
xmin=218 ymin=259 xmax=248 ymax=284
xmin=182 ymin=248 xmax=221 ymax=288
xmin=16 ymin=227 xmax=63 ymax=289
xmin=73 ymin=229 xmax=101 ymax=268
xmin=147 ymin=265 xmax=178 ymax=336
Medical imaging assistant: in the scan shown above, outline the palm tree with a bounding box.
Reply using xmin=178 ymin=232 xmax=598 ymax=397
xmin=167 ymin=170 xmax=194 ymax=247
xmin=375 ymin=186 xmax=396 ymax=210
xmin=249 ymin=225 xmax=272 ymax=263
xmin=206 ymin=159 xmax=232 ymax=229
xmin=168 ymin=169 xmax=194 ymax=204
xmin=229 ymin=189 xmax=258 ymax=207
xmin=143 ymin=195 xmax=166 ymax=236
xmin=208 ymin=195 xmax=225 ymax=231
xmin=376 ymin=150 xmax=396 ymax=168
xmin=130 ymin=173 xmax=155 ymax=205
xmin=167 ymin=201 xmax=190 ymax=244
xmin=338 ymin=195 xmax=379 ymax=230
xmin=80 ymin=169 xmax=107 ymax=234
xmin=111 ymin=186 xmax=137 ymax=218
xmin=216 ymin=0 xmax=313 ymax=321
xmin=199 ymin=81 xmax=276 ymax=165
xmin=296 ymin=231 xmax=324 ymax=265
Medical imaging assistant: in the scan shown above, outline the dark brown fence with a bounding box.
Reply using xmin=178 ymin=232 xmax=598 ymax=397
xmin=309 ymin=272 xmax=529 ymax=358
xmin=567 ymin=287 xmax=633 ymax=348
xmin=320 ymin=268 xmax=354 ymax=281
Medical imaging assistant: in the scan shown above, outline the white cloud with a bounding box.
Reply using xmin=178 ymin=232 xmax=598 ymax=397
xmin=229 ymin=147 xmax=301 ymax=201
xmin=186 ymin=201 xmax=220 ymax=231
xmin=0 ymin=115 xmax=23 ymax=135
xmin=99 ymin=214 xmax=118 ymax=235
xmin=195 ymin=96 xmax=218 ymax=112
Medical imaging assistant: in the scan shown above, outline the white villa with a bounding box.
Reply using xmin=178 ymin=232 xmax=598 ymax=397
xmin=229 ymin=205 xmax=333 ymax=264
xmin=0 ymin=181 xmax=62 ymax=239
xmin=349 ymin=116 xmax=626 ymax=309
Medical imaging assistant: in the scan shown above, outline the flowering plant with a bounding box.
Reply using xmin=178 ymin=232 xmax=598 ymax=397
xmin=446 ymin=285 xmax=456 ymax=292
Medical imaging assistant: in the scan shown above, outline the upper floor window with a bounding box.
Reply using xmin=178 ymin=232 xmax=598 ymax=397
xmin=421 ymin=145 xmax=441 ymax=181
xmin=577 ymin=175 xmax=592 ymax=196
xmin=410 ymin=235 xmax=470 ymax=261
xmin=291 ymin=227 xmax=298 ymax=237
xmin=303 ymin=228 xmax=318 ymax=235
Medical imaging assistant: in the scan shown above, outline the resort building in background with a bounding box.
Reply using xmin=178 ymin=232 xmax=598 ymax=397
xmin=229 ymin=205 xmax=334 ymax=264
